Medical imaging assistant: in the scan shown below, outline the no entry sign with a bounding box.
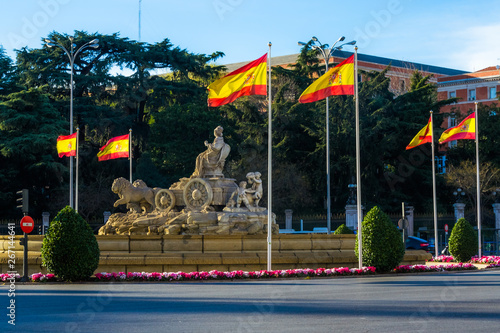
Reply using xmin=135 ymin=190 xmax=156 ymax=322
xmin=20 ymin=216 xmax=34 ymax=234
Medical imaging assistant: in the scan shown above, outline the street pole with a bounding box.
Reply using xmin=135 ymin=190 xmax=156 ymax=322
xmin=475 ymin=102 xmax=482 ymax=258
xmin=298 ymin=36 xmax=355 ymax=234
xmin=355 ymin=46 xmax=363 ymax=268
xmin=45 ymin=36 xmax=99 ymax=209
xmin=75 ymin=127 xmax=79 ymax=212
xmin=267 ymin=42 xmax=273 ymax=271
xmin=430 ymin=111 xmax=439 ymax=258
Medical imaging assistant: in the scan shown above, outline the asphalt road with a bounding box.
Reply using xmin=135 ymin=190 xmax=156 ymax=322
xmin=2 ymin=270 xmax=500 ymax=333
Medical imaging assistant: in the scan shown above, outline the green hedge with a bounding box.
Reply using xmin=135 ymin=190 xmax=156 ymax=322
xmin=333 ymin=224 xmax=354 ymax=235
xmin=356 ymin=206 xmax=405 ymax=272
xmin=41 ymin=206 xmax=100 ymax=281
xmin=448 ymin=218 xmax=477 ymax=262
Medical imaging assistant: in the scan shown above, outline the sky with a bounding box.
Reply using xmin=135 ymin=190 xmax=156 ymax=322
xmin=1 ymin=0 xmax=500 ymax=73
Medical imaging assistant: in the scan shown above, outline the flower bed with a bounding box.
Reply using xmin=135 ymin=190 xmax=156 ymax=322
xmin=469 ymin=255 xmax=500 ymax=264
xmin=0 ymin=263 xmax=484 ymax=283
xmin=430 ymin=255 xmax=500 ymax=267
xmin=429 ymin=255 xmax=455 ymax=263
xmin=393 ymin=263 xmax=477 ymax=273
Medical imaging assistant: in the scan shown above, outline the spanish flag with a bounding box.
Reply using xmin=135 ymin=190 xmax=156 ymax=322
xmin=406 ymin=117 xmax=433 ymax=150
xmin=299 ymin=55 xmax=355 ymax=103
xmin=438 ymin=113 xmax=476 ymax=144
xmin=208 ymin=53 xmax=267 ymax=107
xmin=97 ymin=134 xmax=130 ymax=161
xmin=56 ymin=132 xmax=77 ymax=157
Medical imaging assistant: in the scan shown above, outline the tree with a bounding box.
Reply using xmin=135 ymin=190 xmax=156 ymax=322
xmin=448 ymin=217 xmax=477 ymax=262
xmin=355 ymin=206 xmax=405 ymax=272
xmin=41 ymin=206 xmax=100 ymax=281
xmin=334 ymin=224 xmax=354 ymax=234
xmin=0 ymin=87 xmax=67 ymax=218
xmin=9 ymin=31 xmax=227 ymax=218
xmin=445 ymin=160 xmax=500 ymax=213
xmin=0 ymin=47 xmax=17 ymax=95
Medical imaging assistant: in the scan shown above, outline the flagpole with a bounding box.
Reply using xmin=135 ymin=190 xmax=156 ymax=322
xmin=129 ymin=128 xmax=133 ymax=183
xmin=267 ymin=42 xmax=273 ymax=271
xmin=326 ymin=96 xmax=331 ymax=233
xmin=75 ymin=127 xmax=80 ymax=213
xmin=354 ymin=46 xmax=363 ymax=269
xmin=475 ymin=102 xmax=482 ymax=258
xmin=430 ymin=111 xmax=439 ymax=257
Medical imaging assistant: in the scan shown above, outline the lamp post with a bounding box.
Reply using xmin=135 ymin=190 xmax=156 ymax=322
xmin=45 ymin=36 xmax=99 ymax=209
xmin=298 ymin=36 xmax=356 ymax=234
xmin=453 ymin=188 xmax=465 ymax=203
xmin=493 ymin=188 xmax=500 ymax=203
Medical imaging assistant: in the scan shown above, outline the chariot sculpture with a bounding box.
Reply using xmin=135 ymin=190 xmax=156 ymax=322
xmin=99 ymin=126 xmax=277 ymax=236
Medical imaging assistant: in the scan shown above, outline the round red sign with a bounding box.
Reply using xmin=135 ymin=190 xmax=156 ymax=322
xmin=20 ymin=216 xmax=34 ymax=234
xmin=444 ymin=224 xmax=449 ymax=232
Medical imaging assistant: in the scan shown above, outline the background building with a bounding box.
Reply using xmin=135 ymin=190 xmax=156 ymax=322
xmin=226 ymin=50 xmax=467 ymax=97
xmin=436 ymin=66 xmax=500 ymax=171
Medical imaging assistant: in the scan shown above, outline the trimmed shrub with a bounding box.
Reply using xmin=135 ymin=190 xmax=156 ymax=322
xmin=334 ymin=224 xmax=354 ymax=235
xmin=41 ymin=206 xmax=100 ymax=281
xmin=448 ymin=218 xmax=477 ymax=262
xmin=355 ymin=206 xmax=405 ymax=272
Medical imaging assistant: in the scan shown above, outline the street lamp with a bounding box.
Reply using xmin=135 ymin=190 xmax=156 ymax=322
xmin=297 ymin=36 xmax=356 ymax=234
xmin=45 ymin=36 xmax=99 ymax=209
xmin=453 ymin=188 xmax=465 ymax=203
xmin=347 ymin=184 xmax=357 ymax=205
xmin=493 ymin=188 xmax=500 ymax=203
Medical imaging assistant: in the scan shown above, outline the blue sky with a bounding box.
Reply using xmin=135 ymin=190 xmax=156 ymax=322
xmin=1 ymin=0 xmax=500 ymax=72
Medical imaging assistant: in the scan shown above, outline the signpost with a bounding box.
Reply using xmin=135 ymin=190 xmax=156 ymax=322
xmin=20 ymin=216 xmax=34 ymax=234
xmin=19 ymin=216 xmax=33 ymax=282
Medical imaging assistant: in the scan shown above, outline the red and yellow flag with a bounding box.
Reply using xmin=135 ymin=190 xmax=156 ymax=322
xmin=299 ymin=55 xmax=355 ymax=103
xmin=97 ymin=134 xmax=130 ymax=161
xmin=438 ymin=113 xmax=476 ymax=144
xmin=406 ymin=117 xmax=433 ymax=150
xmin=207 ymin=53 xmax=267 ymax=107
xmin=56 ymin=132 xmax=77 ymax=158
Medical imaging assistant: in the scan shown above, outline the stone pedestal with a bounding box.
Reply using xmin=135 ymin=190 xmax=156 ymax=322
xmin=493 ymin=203 xmax=500 ymax=230
xmin=453 ymin=203 xmax=465 ymax=222
xmin=406 ymin=206 xmax=414 ymax=237
xmin=285 ymin=209 xmax=293 ymax=230
xmin=103 ymin=211 xmax=111 ymax=223
xmin=345 ymin=205 xmax=357 ymax=230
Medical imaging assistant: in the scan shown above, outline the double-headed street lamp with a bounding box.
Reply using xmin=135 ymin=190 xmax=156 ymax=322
xmin=298 ymin=36 xmax=356 ymax=234
xmin=44 ymin=36 xmax=99 ymax=209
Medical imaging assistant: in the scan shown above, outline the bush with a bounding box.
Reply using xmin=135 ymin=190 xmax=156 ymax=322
xmin=333 ymin=224 xmax=354 ymax=235
xmin=355 ymin=206 xmax=405 ymax=272
xmin=41 ymin=206 xmax=100 ymax=281
xmin=448 ymin=218 xmax=477 ymax=262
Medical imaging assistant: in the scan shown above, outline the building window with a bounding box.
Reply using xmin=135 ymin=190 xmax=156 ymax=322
xmin=449 ymin=91 xmax=456 ymax=99
xmin=468 ymin=89 xmax=476 ymax=101
xmin=448 ymin=114 xmax=456 ymax=127
xmin=449 ymin=140 xmax=457 ymax=148
xmin=436 ymin=155 xmax=447 ymax=174
xmin=489 ymin=86 xmax=497 ymax=99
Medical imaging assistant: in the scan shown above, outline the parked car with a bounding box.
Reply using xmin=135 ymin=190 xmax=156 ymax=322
xmin=406 ymin=236 xmax=432 ymax=252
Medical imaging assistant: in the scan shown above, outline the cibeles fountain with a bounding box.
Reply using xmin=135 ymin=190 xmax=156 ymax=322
xmin=0 ymin=127 xmax=432 ymax=276
xmin=98 ymin=126 xmax=278 ymax=236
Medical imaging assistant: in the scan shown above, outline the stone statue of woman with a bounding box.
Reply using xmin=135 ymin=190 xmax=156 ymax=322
xmin=191 ymin=126 xmax=230 ymax=178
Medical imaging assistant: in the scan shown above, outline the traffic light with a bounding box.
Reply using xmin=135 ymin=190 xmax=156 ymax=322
xmin=16 ymin=189 xmax=29 ymax=214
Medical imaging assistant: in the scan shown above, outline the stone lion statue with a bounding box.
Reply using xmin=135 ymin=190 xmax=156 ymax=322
xmin=111 ymin=177 xmax=156 ymax=213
